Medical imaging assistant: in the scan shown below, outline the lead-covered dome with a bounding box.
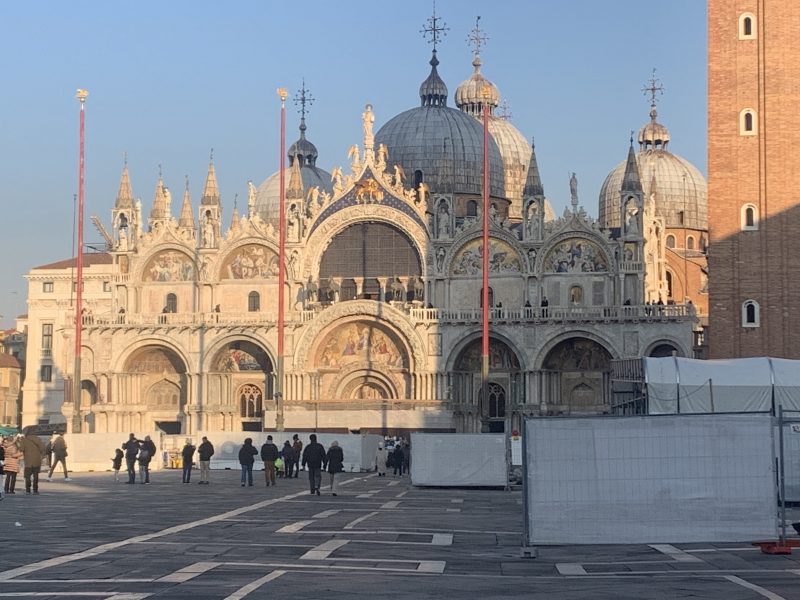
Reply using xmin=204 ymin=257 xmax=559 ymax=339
xmin=598 ymin=107 xmax=706 ymax=230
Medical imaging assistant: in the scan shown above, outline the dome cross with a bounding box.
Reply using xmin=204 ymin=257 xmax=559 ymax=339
xmin=420 ymin=1 xmax=449 ymax=51
xmin=642 ymin=68 xmax=665 ymax=108
xmin=467 ymin=16 xmax=489 ymax=58
xmin=293 ymin=79 xmax=314 ymax=122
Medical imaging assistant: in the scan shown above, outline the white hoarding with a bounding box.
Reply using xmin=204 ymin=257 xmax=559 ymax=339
xmin=411 ymin=433 xmax=507 ymax=487
xmin=524 ymin=414 xmax=777 ymax=544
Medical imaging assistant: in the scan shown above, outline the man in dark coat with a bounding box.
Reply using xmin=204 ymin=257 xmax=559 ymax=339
xmin=238 ymin=438 xmax=257 ymax=487
xmin=197 ymin=436 xmax=214 ymax=485
xmin=122 ymin=433 xmax=139 ymax=484
xmin=325 ymin=440 xmax=344 ymax=496
xmin=392 ymin=442 xmax=405 ymax=477
xmin=281 ymin=440 xmax=295 ymax=479
xmin=138 ymin=436 xmax=157 ymax=484
xmin=47 ymin=433 xmax=71 ymax=481
xmin=291 ymin=434 xmax=303 ymax=478
xmin=301 ymin=434 xmax=326 ymax=495
xmin=181 ymin=439 xmax=196 ymax=484
xmin=260 ymin=435 xmax=279 ymax=486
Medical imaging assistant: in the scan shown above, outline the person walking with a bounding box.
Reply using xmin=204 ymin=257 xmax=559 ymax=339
xmin=44 ymin=433 xmax=55 ymax=470
xmin=197 ymin=436 xmax=214 ymax=484
xmin=325 ymin=440 xmax=344 ymax=496
xmin=138 ymin=435 xmax=156 ymax=484
xmin=47 ymin=433 xmax=71 ymax=481
xmin=260 ymin=435 xmax=279 ymax=487
xmin=291 ymin=434 xmax=303 ymax=478
xmin=18 ymin=428 xmax=45 ymax=495
xmin=239 ymin=438 xmax=257 ymax=487
xmin=392 ymin=442 xmax=405 ymax=478
xmin=281 ymin=440 xmax=294 ymax=480
xmin=122 ymin=434 xmax=139 ymax=484
xmin=301 ymin=433 xmax=326 ymax=496
xmin=374 ymin=442 xmax=388 ymax=477
xmin=111 ymin=448 xmax=124 ymax=483
xmin=3 ymin=436 xmax=21 ymax=493
xmin=181 ymin=439 xmax=196 ymax=484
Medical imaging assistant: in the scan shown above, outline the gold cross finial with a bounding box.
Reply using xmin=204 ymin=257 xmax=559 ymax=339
xmin=420 ymin=0 xmax=449 ymax=51
xmin=642 ymin=68 xmax=665 ymax=107
xmin=467 ymin=16 xmax=489 ymax=57
xmin=293 ymin=78 xmax=314 ymax=120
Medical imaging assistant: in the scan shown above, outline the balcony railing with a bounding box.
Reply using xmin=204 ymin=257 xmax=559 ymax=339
xmin=82 ymin=302 xmax=694 ymax=329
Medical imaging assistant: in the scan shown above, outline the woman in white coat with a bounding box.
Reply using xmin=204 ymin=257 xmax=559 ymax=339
xmin=375 ymin=443 xmax=388 ymax=477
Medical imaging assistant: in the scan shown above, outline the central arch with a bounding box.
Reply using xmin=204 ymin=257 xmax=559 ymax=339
xmin=541 ymin=336 xmax=613 ymax=414
xmin=123 ymin=345 xmax=189 ymax=433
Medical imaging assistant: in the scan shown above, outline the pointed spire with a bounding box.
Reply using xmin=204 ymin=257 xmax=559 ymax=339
xmin=287 ymin=156 xmax=304 ymax=199
xmin=115 ymin=158 xmax=134 ymax=208
xmin=149 ymin=172 xmax=167 ymax=221
xmin=231 ymin=194 xmax=240 ymax=225
xmin=201 ymin=151 xmax=220 ymax=206
xmin=523 ymin=139 xmax=544 ymax=197
xmin=178 ymin=176 xmax=195 ymax=229
xmin=621 ymin=140 xmax=643 ymax=194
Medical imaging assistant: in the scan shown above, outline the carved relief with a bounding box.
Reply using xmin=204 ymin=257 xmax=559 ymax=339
xmin=451 ymin=238 xmax=522 ymax=276
xmin=316 ymin=322 xmax=405 ymax=369
xmin=220 ymin=244 xmax=279 ymax=279
xmin=143 ymin=250 xmax=196 ymax=282
xmin=543 ymin=238 xmax=608 ymax=273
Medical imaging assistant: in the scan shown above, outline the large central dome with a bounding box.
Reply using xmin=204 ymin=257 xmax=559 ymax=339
xmin=375 ymin=52 xmax=505 ymax=198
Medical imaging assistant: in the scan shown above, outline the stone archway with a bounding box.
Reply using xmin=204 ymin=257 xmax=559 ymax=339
xmin=123 ymin=345 xmax=189 ymax=433
xmin=541 ymin=337 xmax=612 ymax=414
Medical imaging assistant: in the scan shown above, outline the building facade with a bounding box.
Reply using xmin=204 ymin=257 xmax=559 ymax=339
xmin=708 ymin=0 xmax=800 ymax=358
xmin=22 ymin=35 xmax=696 ymax=435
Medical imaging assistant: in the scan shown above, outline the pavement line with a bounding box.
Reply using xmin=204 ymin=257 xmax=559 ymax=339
xmin=223 ymin=561 xmax=438 ymax=574
xmin=380 ymin=500 xmax=401 ymax=509
xmin=388 ymin=480 xmax=401 ymax=486
xmin=649 ymin=544 xmax=704 ymax=563
xmin=0 ymin=488 xmax=309 ymax=582
xmin=9 ymin=579 xmax=154 ymax=584
xmin=0 ymin=595 xmax=111 ymax=598
xmin=431 ymin=534 xmax=454 ymax=546
xmin=300 ymin=539 xmax=349 ymax=560
xmin=312 ymin=509 xmax=341 ymax=518
xmin=395 ymin=491 xmax=408 ymax=498
xmin=687 ymin=547 xmax=761 ymax=553
xmin=344 ymin=511 xmax=379 ymax=529
xmin=356 ymin=493 xmax=375 ymax=498
xmin=416 ymin=561 xmax=446 ymax=573
xmin=223 ymin=570 xmax=286 ymax=600
xmin=556 ymin=563 xmax=588 ymax=575
xmin=723 ymin=575 xmax=787 ymax=600
xmin=157 ymin=561 xmax=220 ymax=582
xmin=107 ymin=595 xmax=152 ymax=600
xmin=451 ymin=499 xmax=464 ymax=504
xmin=276 ymin=520 xmax=315 ymax=533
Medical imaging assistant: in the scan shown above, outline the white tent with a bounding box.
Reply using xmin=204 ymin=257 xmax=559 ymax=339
xmin=643 ymin=357 xmax=800 ymax=414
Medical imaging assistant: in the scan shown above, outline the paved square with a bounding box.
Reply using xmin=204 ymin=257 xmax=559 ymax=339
xmin=0 ymin=471 xmax=798 ymax=599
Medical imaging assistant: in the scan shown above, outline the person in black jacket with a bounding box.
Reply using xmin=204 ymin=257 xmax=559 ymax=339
xmin=111 ymin=448 xmax=124 ymax=483
xmin=138 ymin=436 xmax=157 ymax=485
xmin=181 ymin=439 xmax=196 ymax=484
xmin=122 ymin=434 xmax=139 ymax=484
xmin=301 ymin=434 xmax=326 ymax=495
xmin=197 ymin=437 xmax=214 ymax=485
xmin=325 ymin=440 xmax=344 ymax=496
xmin=281 ymin=441 xmax=294 ymax=479
xmin=238 ymin=438 xmax=257 ymax=487
xmin=392 ymin=442 xmax=405 ymax=478
xmin=260 ymin=435 xmax=279 ymax=487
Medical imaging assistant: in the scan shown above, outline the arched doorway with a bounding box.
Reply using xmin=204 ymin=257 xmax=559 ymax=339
xmin=541 ymin=337 xmax=612 ymax=414
xmin=649 ymin=343 xmax=680 ymax=358
xmin=208 ymin=341 xmax=273 ymax=431
xmin=124 ymin=345 xmax=189 ymax=433
xmin=452 ymin=338 xmax=522 ymax=433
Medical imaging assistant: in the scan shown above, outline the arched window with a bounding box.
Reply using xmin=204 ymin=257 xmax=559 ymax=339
xmin=466 ymin=200 xmax=478 ymax=217
xmin=165 ymin=293 xmax=177 ymax=313
xmin=666 ymin=271 xmax=674 ymax=299
xmin=480 ymin=287 xmax=494 ymax=308
xmin=487 ymin=383 xmax=506 ymax=418
xmin=569 ymin=285 xmax=583 ymax=305
xmin=739 ymin=13 xmax=756 ymax=39
xmin=413 ymin=170 xmax=423 ymax=189
xmin=666 ymin=234 xmax=676 ymax=249
xmin=742 ymin=299 xmax=760 ymax=327
xmin=687 ymin=236 xmax=695 ymax=250
xmin=248 ymin=291 xmax=260 ymax=312
xmin=740 ymin=109 xmax=757 ymax=135
xmin=239 ymin=384 xmax=263 ymax=418
xmin=741 ymin=204 xmax=758 ymax=230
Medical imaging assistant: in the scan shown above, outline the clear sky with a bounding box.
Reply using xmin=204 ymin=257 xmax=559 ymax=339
xmin=0 ymin=0 xmax=706 ymax=328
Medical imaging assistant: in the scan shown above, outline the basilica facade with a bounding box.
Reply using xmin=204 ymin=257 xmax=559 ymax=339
xmin=21 ymin=41 xmax=699 ymax=436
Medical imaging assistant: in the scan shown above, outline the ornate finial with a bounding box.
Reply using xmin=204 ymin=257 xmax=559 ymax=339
xmin=293 ymin=78 xmax=314 ymax=121
xmin=123 ymin=151 xmax=128 ymax=166
xmin=630 ymin=130 xmax=635 ymax=146
xmin=421 ymin=1 xmax=449 ymax=51
xmin=233 ymin=193 xmax=238 ymax=210
xmin=158 ymin=163 xmax=162 ymax=179
xmin=642 ymin=68 xmax=665 ymax=109
xmin=76 ymin=89 xmax=89 ymax=103
xmin=531 ymin=136 xmax=535 ymax=150
xmin=496 ymin=99 xmax=512 ymax=121
xmin=467 ymin=16 xmax=488 ymax=58
xmin=277 ymin=87 xmax=288 ymax=105
xmin=185 ymin=175 xmax=189 ymax=191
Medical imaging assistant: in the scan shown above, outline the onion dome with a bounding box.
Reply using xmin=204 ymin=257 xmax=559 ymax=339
xmin=455 ymin=55 xmax=501 ymax=117
xmin=419 ymin=50 xmax=448 ymax=107
xmin=598 ymin=107 xmax=706 ymax=230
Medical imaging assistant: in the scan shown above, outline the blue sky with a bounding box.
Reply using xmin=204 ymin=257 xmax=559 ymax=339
xmin=0 ymin=0 xmax=706 ymax=328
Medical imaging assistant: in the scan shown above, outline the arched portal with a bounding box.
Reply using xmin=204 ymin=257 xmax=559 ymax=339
xmin=208 ymin=340 xmax=274 ymax=431
xmin=541 ymin=337 xmax=612 ymax=414
xmin=648 ymin=342 xmax=681 ymax=358
xmin=452 ymin=338 xmax=522 ymax=433
xmin=124 ymin=345 xmax=189 ymax=433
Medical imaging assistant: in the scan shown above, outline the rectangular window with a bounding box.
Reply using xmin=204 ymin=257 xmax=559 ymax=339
xmin=40 ymin=365 xmax=53 ymax=382
xmin=43 ymin=281 xmax=54 ymax=293
xmin=72 ymin=281 xmax=84 ymax=292
xmin=103 ymin=281 xmax=112 ymax=292
xmin=42 ymin=323 xmax=53 ymax=350
xmin=592 ymin=281 xmax=605 ymax=306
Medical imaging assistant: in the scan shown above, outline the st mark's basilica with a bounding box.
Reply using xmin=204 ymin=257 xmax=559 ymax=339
xmin=21 ymin=17 xmax=706 ymax=435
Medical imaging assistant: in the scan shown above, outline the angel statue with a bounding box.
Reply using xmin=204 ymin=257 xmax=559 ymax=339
xmin=331 ymin=166 xmax=344 ymax=192
xmin=376 ymin=143 xmax=389 ymax=171
xmin=393 ymin=165 xmax=405 ymax=188
xmin=247 ymin=180 xmax=258 ymax=217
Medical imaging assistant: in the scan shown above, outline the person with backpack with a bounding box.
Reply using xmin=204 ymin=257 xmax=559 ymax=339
xmin=197 ymin=436 xmax=214 ymax=485
xmin=122 ymin=434 xmax=139 ymax=484
xmin=181 ymin=439 xmax=196 ymax=484
xmin=260 ymin=435 xmax=279 ymax=487
xmin=281 ymin=440 xmax=294 ymax=479
xmin=238 ymin=438 xmax=257 ymax=487
xmin=138 ymin=436 xmax=156 ymax=484
xmin=291 ymin=434 xmax=303 ymax=478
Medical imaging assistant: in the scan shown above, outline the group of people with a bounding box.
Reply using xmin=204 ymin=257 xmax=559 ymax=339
xmin=0 ymin=429 xmax=71 ymax=498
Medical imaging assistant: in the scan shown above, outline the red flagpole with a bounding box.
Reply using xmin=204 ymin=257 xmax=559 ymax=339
xmin=481 ymin=90 xmax=490 ymax=432
xmin=276 ymin=87 xmax=288 ymax=432
xmin=72 ymin=89 xmax=88 ymax=432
